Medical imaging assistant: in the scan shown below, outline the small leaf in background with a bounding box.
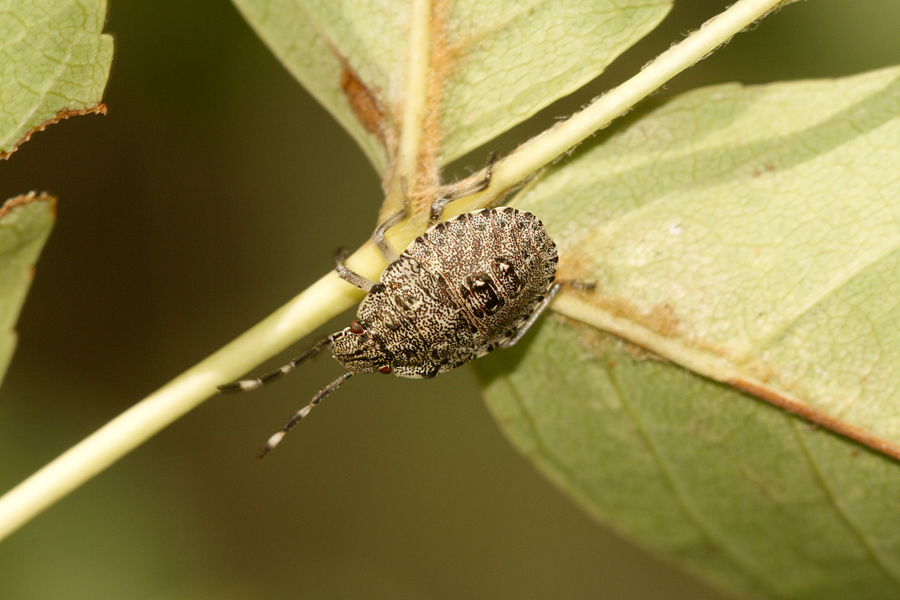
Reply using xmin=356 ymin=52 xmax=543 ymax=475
xmin=0 ymin=0 xmax=111 ymax=383
xmin=231 ymin=0 xmax=671 ymax=173
xmin=0 ymin=194 xmax=55 ymax=383
xmin=0 ymin=0 xmax=113 ymax=157
xmin=475 ymin=66 xmax=900 ymax=599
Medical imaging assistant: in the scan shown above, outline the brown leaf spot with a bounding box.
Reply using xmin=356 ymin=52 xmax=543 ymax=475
xmin=596 ymin=296 xmax=683 ymax=340
xmin=340 ymin=66 xmax=386 ymax=144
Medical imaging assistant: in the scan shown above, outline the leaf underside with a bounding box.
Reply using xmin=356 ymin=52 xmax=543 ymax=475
xmin=475 ymin=67 xmax=900 ymax=600
xmin=231 ymin=0 xmax=672 ymax=173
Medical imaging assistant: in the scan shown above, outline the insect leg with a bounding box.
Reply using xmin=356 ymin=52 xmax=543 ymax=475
xmin=372 ymin=209 xmax=405 ymax=262
xmin=498 ymin=280 xmax=596 ymax=349
xmin=256 ymin=371 xmax=354 ymax=459
xmin=217 ymin=336 xmax=332 ymax=392
xmin=334 ymin=248 xmax=379 ymax=292
xmin=498 ymin=283 xmax=561 ymax=349
xmin=373 ymin=178 xmax=412 ymax=262
xmin=427 ymin=153 xmax=498 ymax=228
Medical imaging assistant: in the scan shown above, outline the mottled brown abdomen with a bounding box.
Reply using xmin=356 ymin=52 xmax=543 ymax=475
xmin=344 ymin=207 xmax=558 ymax=378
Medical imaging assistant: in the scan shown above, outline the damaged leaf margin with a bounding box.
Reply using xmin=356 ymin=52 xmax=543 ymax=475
xmin=0 ymin=193 xmax=56 ymax=383
xmin=0 ymin=0 xmax=113 ymax=158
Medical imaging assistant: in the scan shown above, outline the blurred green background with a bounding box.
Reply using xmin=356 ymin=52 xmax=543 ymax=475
xmin=1 ymin=1 xmax=898 ymax=598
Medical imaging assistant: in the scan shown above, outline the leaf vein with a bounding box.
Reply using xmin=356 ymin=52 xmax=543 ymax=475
xmin=792 ymin=423 xmax=900 ymax=586
xmin=738 ymin=236 xmax=900 ymax=363
xmin=604 ymin=360 xmax=777 ymax=591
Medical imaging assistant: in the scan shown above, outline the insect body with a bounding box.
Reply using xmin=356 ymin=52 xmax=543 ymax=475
xmin=334 ymin=207 xmax=558 ymax=379
xmin=220 ymin=162 xmax=567 ymax=458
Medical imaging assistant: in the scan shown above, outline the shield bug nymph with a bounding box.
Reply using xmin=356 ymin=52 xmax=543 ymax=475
xmin=219 ymin=159 xmax=575 ymax=458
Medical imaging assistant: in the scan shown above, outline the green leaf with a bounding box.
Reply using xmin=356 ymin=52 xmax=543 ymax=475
xmin=474 ymin=66 xmax=900 ymax=599
xmin=0 ymin=0 xmax=110 ymax=378
xmin=0 ymin=194 xmax=55 ymax=382
xmin=0 ymin=0 xmax=113 ymax=156
xmin=231 ymin=0 xmax=671 ymax=173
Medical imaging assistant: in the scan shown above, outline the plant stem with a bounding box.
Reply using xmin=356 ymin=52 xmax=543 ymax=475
xmin=0 ymin=245 xmax=380 ymax=542
xmin=443 ymin=0 xmax=790 ymax=219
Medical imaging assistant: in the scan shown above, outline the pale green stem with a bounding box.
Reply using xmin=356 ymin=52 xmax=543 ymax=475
xmin=0 ymin=241 xmax=383 ymax=543
xmin=0 ymin=0 xmax=788 ymax=542
xmin=441 ymin=0 xmax=790 ymax=219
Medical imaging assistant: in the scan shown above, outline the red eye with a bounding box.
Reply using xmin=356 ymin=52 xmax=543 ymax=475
xmin=378 ymin=365 xmax=392 ymax=374
xmin=350 ymin=320 xmax=365 ymax=334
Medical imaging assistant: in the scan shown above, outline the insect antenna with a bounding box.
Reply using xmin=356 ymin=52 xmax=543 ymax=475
xmin=217 ymin=336 xmax=332 ymax=393
xmin=256 ymin=371 xmax=354 ymax=459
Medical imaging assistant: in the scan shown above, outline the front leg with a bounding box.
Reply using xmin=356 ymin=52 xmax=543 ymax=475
xmin=334 ymin=248 xmax=380 ymax=293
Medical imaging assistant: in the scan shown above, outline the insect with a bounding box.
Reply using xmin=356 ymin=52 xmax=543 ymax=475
xmin=219 ymin=160 xmax=568 ymax=458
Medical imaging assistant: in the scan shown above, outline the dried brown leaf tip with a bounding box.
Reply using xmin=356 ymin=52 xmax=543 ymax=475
xmin=0 ymin=191 xmax=56 ymax=219
xmin=1 ymin=103 xmax=107 ymax=160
